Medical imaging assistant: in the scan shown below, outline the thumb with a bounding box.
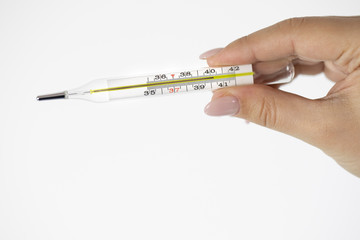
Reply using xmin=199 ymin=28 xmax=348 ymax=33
xmin=204 ymin=84 xmax=329 ymax=146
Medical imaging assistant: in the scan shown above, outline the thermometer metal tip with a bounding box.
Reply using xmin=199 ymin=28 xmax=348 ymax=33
xmin=36 ymin=91 xmax=67 ymax=101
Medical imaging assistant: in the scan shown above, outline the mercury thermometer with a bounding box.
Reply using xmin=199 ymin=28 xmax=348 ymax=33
xmin=37 ymin=63 xmax=294 ymax=102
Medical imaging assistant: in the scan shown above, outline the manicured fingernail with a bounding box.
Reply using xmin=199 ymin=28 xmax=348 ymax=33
xmin=204 ymin=96 xmax=239 ymax=116
xmin=199 ymin=48 xmax=223 ymax=60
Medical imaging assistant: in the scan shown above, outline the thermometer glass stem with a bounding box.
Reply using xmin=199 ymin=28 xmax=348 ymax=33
xmin=37 ymin=62 xmax=295 ymax=103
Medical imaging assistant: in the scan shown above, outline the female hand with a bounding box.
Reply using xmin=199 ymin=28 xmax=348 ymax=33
xmin=200 ymin=16 xmax=360 ymax=177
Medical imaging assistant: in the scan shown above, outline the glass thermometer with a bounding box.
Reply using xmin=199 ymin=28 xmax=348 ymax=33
xmin=37 ymin=63 xmax=294 ymax=102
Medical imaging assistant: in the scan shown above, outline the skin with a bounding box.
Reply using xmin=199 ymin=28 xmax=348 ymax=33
xmin=205 ymin=16 xmax=360 ymax=177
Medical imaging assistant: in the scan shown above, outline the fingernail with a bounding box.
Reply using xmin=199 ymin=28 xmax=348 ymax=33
xmin=204 ymin=96 xmax=240 ymax=116
xmin=199 ymin=48 xmax=223 ymax=60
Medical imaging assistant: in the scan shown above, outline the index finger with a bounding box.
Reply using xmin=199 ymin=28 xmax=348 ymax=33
xmin=207 ymin=16 xmax=358 ymax=66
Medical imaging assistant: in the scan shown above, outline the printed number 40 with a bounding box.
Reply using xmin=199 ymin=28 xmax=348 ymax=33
xmin=204 ymin=69 xmax=216 ymax=75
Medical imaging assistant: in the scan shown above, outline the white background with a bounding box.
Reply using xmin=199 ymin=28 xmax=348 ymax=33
xmin=0 ymin=0 xmax=359 ymax=239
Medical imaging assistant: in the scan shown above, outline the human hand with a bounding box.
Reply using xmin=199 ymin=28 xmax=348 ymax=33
xmin=200 ymin=16 xmax=360 ymax=177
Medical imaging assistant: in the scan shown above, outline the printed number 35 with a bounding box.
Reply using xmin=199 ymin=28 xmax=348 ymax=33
xmin=144 ymin=89 xmax=156 ymax=96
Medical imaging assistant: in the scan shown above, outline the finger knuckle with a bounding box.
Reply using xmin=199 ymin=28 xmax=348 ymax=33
xmin=257 ymin=96 xmax=278 ymax=129
xmin=277 ymin=17 xmax=306 ymax=55
xmin=282 ymin=17 xmax=306 ymax=29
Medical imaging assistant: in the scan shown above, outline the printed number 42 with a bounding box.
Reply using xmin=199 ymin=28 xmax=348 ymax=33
xmin=229 ymin=66 xmax=240 ymax=71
